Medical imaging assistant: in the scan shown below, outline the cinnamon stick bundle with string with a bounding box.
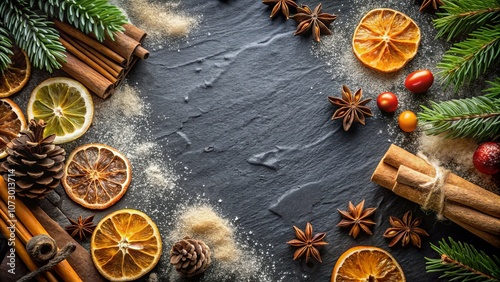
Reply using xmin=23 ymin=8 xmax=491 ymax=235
xmin=371 ymin=144 xmax=500 ymax=248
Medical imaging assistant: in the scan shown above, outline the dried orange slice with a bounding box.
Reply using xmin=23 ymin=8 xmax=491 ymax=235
xmin=0 ymin=98 xmax=27 ymax=158
xmin=352 ymin=8 xmax=420 ymax=73
xmin=91 ymin=209 xmax=162 ymax=281
xmin=0 ymin=45 xmax=31 ymax=97
xmin=62 ymin=143 xmax=132 ymax=209
xmin=331 ymin=246 xmax=405 ymax=282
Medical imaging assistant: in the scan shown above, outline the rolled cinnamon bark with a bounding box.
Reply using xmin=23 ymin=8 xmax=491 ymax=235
xmin=29 ymin=205 xmax=106 ymax=282
xmin=61 ymin=52 xmax=114 ymax=98
xmin=101 ymin=31 xmax=149 ymax=63
xmin=123 ymin=23 xmax=147 ymax=43
xmin=371 ymin=144 xmax=500 ymax=248
xmin=396 ymin=165 xmax=500 ymax=218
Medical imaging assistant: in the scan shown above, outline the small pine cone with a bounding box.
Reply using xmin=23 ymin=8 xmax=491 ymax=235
xmin=0 ymin=120 xmax=65 ymax=199
xmin=170 ymin=237 xmax=211 ymax=278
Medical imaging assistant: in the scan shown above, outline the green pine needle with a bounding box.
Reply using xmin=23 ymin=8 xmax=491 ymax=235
xmin=0 ymin=0 xmax=66 ymax=72
xmin=434 ymin=0 xmax=500 ymax=41
xmin=437 ymin=24 xmax=500 ymax=92
xmin=32 ymin=0 xmax=128 ymax=42
xmin=0 ymin=22 xmax=13 ymax=72
xmin=425 ymin=237 xmax=500 ymax=281
xmin=418 ymin=95 xmax=500 ymax=139
xmin=484 ymin=78 xmax=500 ymax=99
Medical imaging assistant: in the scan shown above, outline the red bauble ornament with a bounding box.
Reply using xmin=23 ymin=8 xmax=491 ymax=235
xmin=473 ymin=142 xmax=500 ymax=175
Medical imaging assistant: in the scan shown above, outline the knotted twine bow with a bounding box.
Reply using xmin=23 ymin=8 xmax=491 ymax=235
xmin=416 ymin=152 xmax=450 ymax=220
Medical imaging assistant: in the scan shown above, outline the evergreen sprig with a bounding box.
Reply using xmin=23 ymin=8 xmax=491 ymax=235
xmin=434 ymin=0 xmax=500 ymax=41
xmin=418 ymin=95 xmax=500 ymax=139
xmin=425 ymin=237 xmax=500 ymax=281
xmin=31 ymin=0 xmax=128 ymax=42
xmin=484 ymin=78 xmax=500 ymax=98
xmin=0 ymin=0 xmax=127 ymax=72
xmin=0 ymin=23 xmax=13 ymax=71
xmin=0 ymin=0 xmax=65 ymax=72
xmin=437 ymin=24 xmax=500 ymax=92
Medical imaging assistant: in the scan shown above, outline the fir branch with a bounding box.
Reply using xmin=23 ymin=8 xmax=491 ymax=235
xmin=484 ymin=78 xmax=500 ymax=99
xmin=434 ymin=0 xmax=500 ymax=41
xmin=31 ymin=0 xmax=128 ymax=42
xmin=0 ymin=0 xmax=65 ymax=72
xmin=437 ymin=24 xmax=500 ymax=92
xmin=418 ymin=95 xmax=500 ymax=139
xmin=425 ymin=237 xmax=500 ymax=281
xmin=0 ymin=22 xmax=13 ymax=72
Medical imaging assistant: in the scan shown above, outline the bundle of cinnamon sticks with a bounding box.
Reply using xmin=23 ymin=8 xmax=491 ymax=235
xmin=371 ymin=144 xmax=500 ymax=248
xmin=55 ymin=20 xmax=149 ymax=98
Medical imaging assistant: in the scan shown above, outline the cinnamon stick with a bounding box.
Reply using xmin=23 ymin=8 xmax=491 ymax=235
xmin=396 ymin=165 xmax=500 ymax=218
xmin=0 ymin=179 xmax=82 ymax=282
xmin=60 ymin=32 xmax=120 ymax=79
xmin=61 ymin=52 xmax=114 ymax=98
xmin=100 ymin=31 xmax=149 ymax=63
xmin=54 ymin=20 xmax=125 ymax=65
xmin=0 ymin=219 xmax=56 ymax=282
xmin=29 ymin=205 xmax=106 ymax=282
xmin=59 ymin=37 xmax=117 ymax=84
xmin=123 ymin=23 xmax=147 ymax=43
xmin=74 ymin=37 xmax=124 ymax=75
xmin=371 ymin=145 xmax=500 ymax=248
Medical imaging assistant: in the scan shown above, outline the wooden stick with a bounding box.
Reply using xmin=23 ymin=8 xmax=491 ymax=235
xmin=61 ymin=52 xmax=114 ymax=98
xmin=0 ymin=179 xmax=83 ymax=282
xmin=60 ymin=32 xmax=120 ymax=79
xmin=123 ymin=23 xmax=147 ymax=43
xmin=59 ymin=37 xmax=117 ymax=84
xmin=74 ymin=37 xmax=124 ymax=75
xmin=54 ymin=20 xmax=125 ymax=65
xmin=396 ymin=165 xmax=500 ymax=218
xmin=0 ymin=202 xmax=31 ymax=244
xmin=0 ymin=219 xmax=56 ymax=282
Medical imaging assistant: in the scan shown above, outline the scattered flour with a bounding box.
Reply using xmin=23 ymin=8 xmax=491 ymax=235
xmin=417 ymin=134 xmax=498 ymax=194
xmin=121 ymin=0 xmax=199 ymax=40
xmin=166 ymin=205 xmax=275 ymax=281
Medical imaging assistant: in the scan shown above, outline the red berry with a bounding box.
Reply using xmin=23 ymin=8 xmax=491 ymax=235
xmin=404 ymin=69 xmax=434 ymax=93
xmin=377 ymin=92 xmax=398 ymax=113
xmin=473 ymin=142 xmax=500 ymax=175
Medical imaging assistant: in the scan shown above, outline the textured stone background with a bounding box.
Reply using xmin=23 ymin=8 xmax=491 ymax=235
xmin=1 ymin=0 xmax=498 ymax=281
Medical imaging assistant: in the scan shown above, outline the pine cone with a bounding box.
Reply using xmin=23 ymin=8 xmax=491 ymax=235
xmin=0 ymin=120 xmax=65 ymax=199
xmin=170 ymin=237 xmax=212 ymax=278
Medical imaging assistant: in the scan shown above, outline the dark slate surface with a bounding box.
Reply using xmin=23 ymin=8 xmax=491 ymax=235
xmin=1 ymin=0 xmax=498 ymax=281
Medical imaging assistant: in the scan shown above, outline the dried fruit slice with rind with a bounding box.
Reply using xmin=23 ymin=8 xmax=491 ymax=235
xmin=331 ymin=246 xmax=405 ymax=282
xmin=0 ymin=45 xmax=31 ymax=97
xmin=91 ymin=209 xmax=162 ymax=281
xmin=0 ymin=98 xmax=27 ymax=158
xmin=352 ymin=8 xmax=421 ymax=73
xmin=62 ymin=143 xmax=132 ymax=209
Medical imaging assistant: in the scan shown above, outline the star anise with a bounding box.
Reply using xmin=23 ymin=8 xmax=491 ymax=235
xmin=337 ymin=200 xmax=376 ymax=239
xmin=420 ymin=0 xmax=443 ymax=12
xmin=262 ymin=0 xmax=298 ymax=18
xmin=328 ymin=85 xmax=373 ymax=131
xmin=286 ymin=222 xmax=328 ymax=263
xmin=383 ymin=211 xmax=429 ymax=248
xmin=65 ymin=215 xmax=96 ymax=241
xmin=289 ymin=4 xmax=337 ymax=42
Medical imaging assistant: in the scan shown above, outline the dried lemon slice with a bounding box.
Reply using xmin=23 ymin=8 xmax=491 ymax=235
xmin=26 ymin=77 xmax=93 ymax=144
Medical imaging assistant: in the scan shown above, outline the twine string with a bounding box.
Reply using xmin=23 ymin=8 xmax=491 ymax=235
xmin=416 ymin=152 xmax=450 ymax=220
